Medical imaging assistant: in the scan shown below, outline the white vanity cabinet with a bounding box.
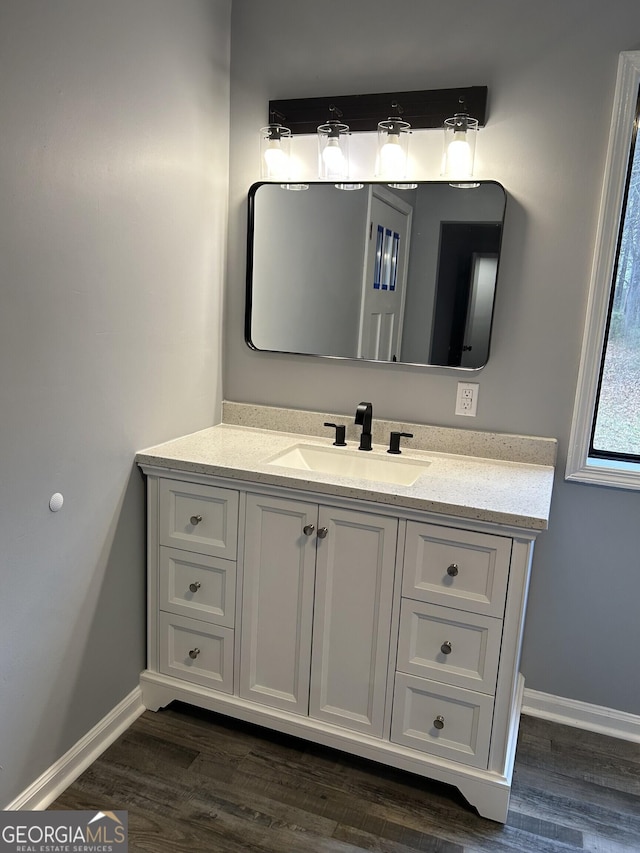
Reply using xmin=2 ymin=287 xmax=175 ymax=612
xmin=140 ymin=467 xmax=540 ymax=824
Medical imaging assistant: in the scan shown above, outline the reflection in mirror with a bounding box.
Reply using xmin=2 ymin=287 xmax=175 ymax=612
xmin=246 ymin=181 xmax=506 ymax=368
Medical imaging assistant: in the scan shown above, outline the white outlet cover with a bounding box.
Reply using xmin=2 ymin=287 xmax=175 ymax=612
xmin=455 ymin=382 xmax=479 ymax=417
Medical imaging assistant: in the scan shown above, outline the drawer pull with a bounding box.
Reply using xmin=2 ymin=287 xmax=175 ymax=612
xmin=303 ymin=524 xmax=315 ymax=536
xmin=446 ymin=563 xmax=459 ymax=577
xmin=188 ymin=648 xmax=201 ymax=659
xmin=190 ymin=515 xmax=203 ymax=526
xmin=189 ymin=581 xmax=201 ymax=593
xmin=317 ymin=527 xmax=328 ymax=539
xmin=440 ymin=640 xmax=452 ymax=655
xmin=433 ymin=715 xmax=445 ymax=730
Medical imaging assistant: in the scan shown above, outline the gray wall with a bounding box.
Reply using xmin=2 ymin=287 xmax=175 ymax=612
xmin=251 ymin=185 xmax=366 ymax=356
xmin=0 ymin=0 xmax=230 ymax=807
xmin=227 ymin=1 xmax=640 ymax=713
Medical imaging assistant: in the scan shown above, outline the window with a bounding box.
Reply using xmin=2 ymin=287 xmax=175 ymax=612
xmin=566 ymin=51 xmax=640 ymax=489
xmin=591 ymin=120 xmax=640 ymax=461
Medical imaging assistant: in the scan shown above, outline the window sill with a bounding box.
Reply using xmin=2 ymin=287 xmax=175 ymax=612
xmin=565 ymin=456 xmax=640 ymax=490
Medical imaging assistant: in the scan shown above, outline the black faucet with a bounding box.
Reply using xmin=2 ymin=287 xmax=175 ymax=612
xmin=355 ymin=402 xmax=373 ymax=451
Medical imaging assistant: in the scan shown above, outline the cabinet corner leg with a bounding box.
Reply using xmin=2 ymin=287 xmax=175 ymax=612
xmin=140 ymin=672 xmax=173 ymax=712
xmin=456 ymin=779 xmax=511 ymax=824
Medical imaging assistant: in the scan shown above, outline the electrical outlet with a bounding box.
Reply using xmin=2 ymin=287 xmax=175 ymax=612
xmin=455 ymin=382 xmax=479 ymax=416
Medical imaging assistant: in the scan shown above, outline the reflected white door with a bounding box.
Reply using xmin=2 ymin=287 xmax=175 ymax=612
xmin=358 ymin=186 xmax=412 ymax=361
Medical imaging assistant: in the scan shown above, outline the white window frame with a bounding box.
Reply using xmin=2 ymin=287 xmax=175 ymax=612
xmin=566 ymin=51 xmax=640 ymax=490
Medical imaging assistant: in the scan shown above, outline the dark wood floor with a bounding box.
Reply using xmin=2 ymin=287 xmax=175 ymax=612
xmin=51 ymin=702 xmax=640 ymax=852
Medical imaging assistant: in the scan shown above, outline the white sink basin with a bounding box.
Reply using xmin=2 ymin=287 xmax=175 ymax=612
xmin=267 ymin=444 xmax=430 ymax=486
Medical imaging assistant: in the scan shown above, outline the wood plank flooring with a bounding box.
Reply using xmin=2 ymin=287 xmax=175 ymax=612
xmin=50 ymin=702 xmax=640 ymax=852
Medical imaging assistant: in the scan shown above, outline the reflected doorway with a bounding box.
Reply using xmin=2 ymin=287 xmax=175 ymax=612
xmin=430 ymin=222 xmax=501 ymax=367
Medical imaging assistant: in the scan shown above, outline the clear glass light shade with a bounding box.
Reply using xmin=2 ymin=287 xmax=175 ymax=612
xmin=317 ymin=121 xmax=350 ymax=180
xmin=260 ymin=124 xmax=292 ymax=179
xmin=376 ymin=119 xmax=411 ymax=180
xmin=442 ymin=115 xmax=479 ymax=180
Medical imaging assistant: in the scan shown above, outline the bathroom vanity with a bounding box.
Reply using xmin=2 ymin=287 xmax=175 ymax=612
xmin=136 ymin=405 xmax=555 ymax=822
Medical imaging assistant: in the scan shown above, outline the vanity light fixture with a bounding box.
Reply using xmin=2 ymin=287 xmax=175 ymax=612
xmin=259 ymin=111 xmax=292 ymax=180
xmin=266 ymin=87 xmax=487 ymax=185
xmin=442 ymin=97 xmax=479 ymax=184
xmin=376 ymin=103 xmax=411 ymax=182
xmin=317 ymin=105 xmax=350 ymax=180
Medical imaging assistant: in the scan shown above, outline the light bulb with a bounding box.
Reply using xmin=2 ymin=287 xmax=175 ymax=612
xmin=263 ymin=140 xmax=287 ymax=177
xmin=322 ymin=138 xmax=345 ymax=175
xmin=379 ymin=133 xmax=407 ymax=177
xmin=446 ymin=131 xmax=473 ymax=177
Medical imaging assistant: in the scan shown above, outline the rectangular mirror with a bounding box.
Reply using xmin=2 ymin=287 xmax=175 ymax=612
xmin=246 ymin=180 xmax=506 ymax=369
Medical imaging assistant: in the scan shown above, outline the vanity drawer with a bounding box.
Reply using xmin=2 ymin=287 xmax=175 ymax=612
xmin=159 ymin=547 xmax=235 ymax=628
xmin=159 ymin=612 xmax=234 ymax=693
xmin=159 ymin=479 xmax=238 ymax=560
xmin=391 ymin=673 xmax=493 ymax=768
xmin=396 ymin=600 xmax=502 ymax=694
xmin=403 ymin=522 xmax=511 ymax=617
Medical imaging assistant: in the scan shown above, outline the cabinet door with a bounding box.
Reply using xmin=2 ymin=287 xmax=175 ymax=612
xmin=239 ymin=494 xmax=317 ymax=715
xmin=309 ymin=507 xmax=397 ymax=737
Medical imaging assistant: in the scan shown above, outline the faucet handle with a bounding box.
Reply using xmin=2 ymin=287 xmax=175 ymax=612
xmin=324 ymin=422 xmax=347 ymax=446
xmin=387 ymin=431 xmax=413 ymax=455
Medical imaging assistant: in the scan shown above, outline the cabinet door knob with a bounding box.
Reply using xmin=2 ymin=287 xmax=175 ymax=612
xmin=317 ymin=527 xmax=328 ymax=539
xmin=446 ymin=563 xmax=459 ymax=577
xmin=188 ymin=648 xmax=200 ymax=659
xmin=433 ymin=715 xmax=445 ymax=730
xmin=303 ymin=524 xmax=315 ymax=536
xmin=189 ymin=582 xmax=201 ymax=593
xmin=440 ymin=640 xmax=452 ymax=655
xmin=190 ymin=515 xmax=203 ymax=526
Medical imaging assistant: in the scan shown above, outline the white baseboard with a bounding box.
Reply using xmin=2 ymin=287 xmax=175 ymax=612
xmin=522 ymin=688 xmax=640 ymax=743
xmin=6 ymin=684 xmax=638 ymax=811
xmin=6 ymin=686 xmax=145 ymax=811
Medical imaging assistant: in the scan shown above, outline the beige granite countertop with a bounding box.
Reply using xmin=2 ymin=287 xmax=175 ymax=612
xmin=136 ymin=420 xmax=556 ymax=531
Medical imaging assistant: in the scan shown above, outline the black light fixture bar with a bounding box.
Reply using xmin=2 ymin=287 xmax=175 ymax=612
xmin=269 ymin=86 xmax=487 ymax=135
